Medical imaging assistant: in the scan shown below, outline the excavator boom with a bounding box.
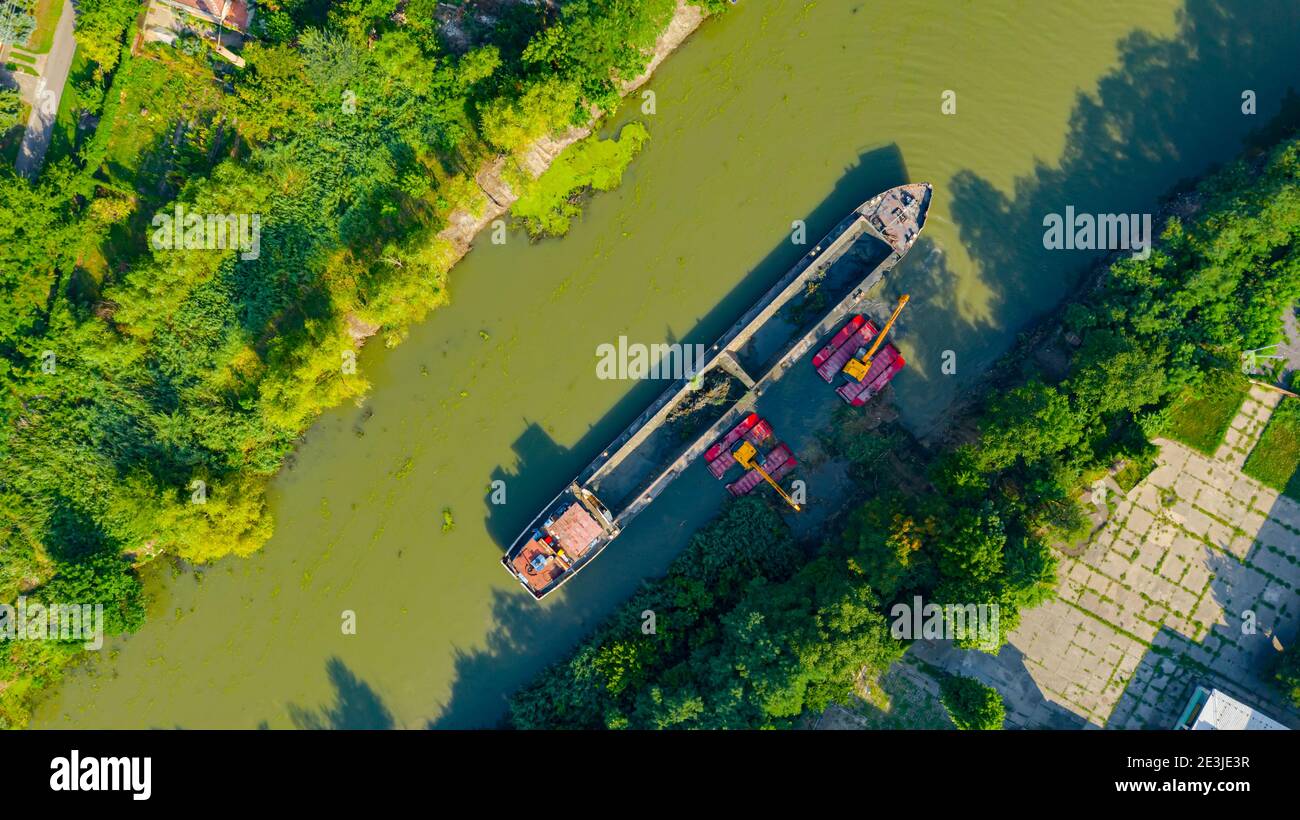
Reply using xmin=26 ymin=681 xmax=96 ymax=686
xmin=733 ymin=441 xmax=802 ymax=512
xmin=843 ymin=294 xmax=909 ymax=382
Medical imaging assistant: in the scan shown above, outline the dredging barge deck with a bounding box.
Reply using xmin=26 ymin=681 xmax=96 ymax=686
xmin=502 ymin=183 xmax=933 ymax=599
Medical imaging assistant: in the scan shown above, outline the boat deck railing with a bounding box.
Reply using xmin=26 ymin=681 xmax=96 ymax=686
xmin=580 ymin=210 xmax=876 ymax=494
xmin=574 ymin=184 xmax=931 ymax=531
xmin=606 ymin=234 xmax=904 ymax=527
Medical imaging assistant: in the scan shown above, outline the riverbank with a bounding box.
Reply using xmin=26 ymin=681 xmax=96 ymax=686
xmin=508 ymin=127 xmax=1300 ymax=729
xmin=29 ymin=0 xmax=1300 ymax=730
xmin=426 ymin=1 xmax=707 ymax=276
xmin=1 ymin=1 xmax=719 ymax=729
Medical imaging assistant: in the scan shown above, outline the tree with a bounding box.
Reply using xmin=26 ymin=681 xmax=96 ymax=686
xmin=1068 ymin=329 xmax=1169 ymax=416
xmin=1275 ymin=642 xmax=1300 ymax=708
xmin=233 ymin=43 xmax=315 ymax=144
xmin=71 ymin=0 xmax=141 ymax=78
xmin=838 ymin=497 xmax=934 ymax=602
xmin=939 ymin=674 xmax=1006 ymax=730
xmin=477 ymin=75 xmax=581 ymax=153
xmin=298 ymin=27 xmax=363 ymax=92
xmin=710 ymin=569 xmax=900 ymax=726
xmin=0 ymin=1 xmax=35 ymax=48
xmin=0 ymin=85 xmax=21 ymax=131
xmin=978 ymin=380 xmax=1082 ymax=470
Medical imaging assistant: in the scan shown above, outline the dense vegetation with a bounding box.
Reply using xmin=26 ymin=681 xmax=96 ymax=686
xmin=510 ymin=496 xmax=903 ymax=729
xmin=510 ymin=133 xmax=1300 ymax=729
xmin=939 ymin=674 xmax=1006 ymax=730
xmin=0 ymin=0 xmax=722 ymax=727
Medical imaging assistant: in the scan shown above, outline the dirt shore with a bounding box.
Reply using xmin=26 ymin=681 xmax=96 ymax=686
xmin=436 ymin=1 xmax=707 ymax=255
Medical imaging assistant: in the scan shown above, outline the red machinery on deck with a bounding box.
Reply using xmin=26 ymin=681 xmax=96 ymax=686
xmin=812 ymin=311 xmax=906 ymax=407
xmin=703 ymin=414 xmax=800 ymax=509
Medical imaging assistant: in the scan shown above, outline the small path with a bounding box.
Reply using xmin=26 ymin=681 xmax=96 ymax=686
xmin=1214 ymin=383 xmax=1282 ymax=469
xmin=14 ymin=0 xmax=74 ymax=179
xmin=1276 ymin=303 xmax=1300 ymax=386
xmin=909 ymin=431 xmax=1300 ymax=729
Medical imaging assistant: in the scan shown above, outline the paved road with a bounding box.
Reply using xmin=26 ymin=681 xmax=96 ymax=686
xmin=15 ymin=0 xmax=75 ymax=180
xmin=1276 ymin=303 xmax=1300 ymax=387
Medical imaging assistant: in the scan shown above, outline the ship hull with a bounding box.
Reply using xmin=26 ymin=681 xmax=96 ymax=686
xmin=501 ymin=183 xmax=933 ymax=600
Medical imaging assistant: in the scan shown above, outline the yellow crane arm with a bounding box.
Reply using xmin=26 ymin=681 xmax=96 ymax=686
xmin=843 ymin=294 xmax=909 ymax=381
xmin=754 ymin=464 xmax=801 ymax=511
xmin=733 ymin=442 xmax=802 ymax=512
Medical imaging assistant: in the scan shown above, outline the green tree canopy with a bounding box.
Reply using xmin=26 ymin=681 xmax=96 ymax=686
xmin=940 ymin=674 xmax=1006 ymax=730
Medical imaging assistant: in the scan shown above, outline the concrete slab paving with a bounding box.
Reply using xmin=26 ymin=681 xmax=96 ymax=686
xmin=907 ymin=416 xmax=1300 ymax=729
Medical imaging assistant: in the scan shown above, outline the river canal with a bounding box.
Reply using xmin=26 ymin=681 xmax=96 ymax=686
xmin=34 ymin=0 xmax=1300 ymax=727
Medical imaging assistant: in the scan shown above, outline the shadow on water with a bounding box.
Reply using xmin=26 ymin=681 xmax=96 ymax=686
xmin=443 ymin=0 xmax=1300 ymax=729
xmin=869 ymin=0 xmax=1300 ymax=437
xmin=440 ymin=146 xmax=915 ymax=727
xmin=427 ymin=586 xmax=584 ymax=728
xmin=940 ymin=0 xmax=1300 ymax=360
xmin=884 ymin=234 xmax=963 ymax=363
xmin=285 ymin=657 xmax=395 ymax=730
xmin=481 ymin=142 xmax=912 ymax=549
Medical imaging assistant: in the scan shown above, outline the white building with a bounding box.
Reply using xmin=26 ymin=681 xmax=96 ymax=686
xmin=1175 ymin=686 xmax=1289 ymax=731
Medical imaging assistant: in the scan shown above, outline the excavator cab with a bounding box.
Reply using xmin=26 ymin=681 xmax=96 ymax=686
xmin=842 ymin=353 xmax=873 ymax=382
xmin=733 ymin=440 xmax=759 ymax=469
xmin=732 ymin=441 xmax=801 ymax=512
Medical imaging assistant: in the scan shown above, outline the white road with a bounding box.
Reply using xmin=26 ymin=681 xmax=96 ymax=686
xmin=14 ymin=0 xmax=75 ymax=179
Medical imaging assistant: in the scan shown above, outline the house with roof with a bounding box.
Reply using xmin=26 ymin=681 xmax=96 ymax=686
xmin=156 ymin=0 xmax=251 ymax=34
xmin=1175 ymin=686 xmax=1290 ymax=730
xmin=141 ymin=0 xmax=253 ymax=66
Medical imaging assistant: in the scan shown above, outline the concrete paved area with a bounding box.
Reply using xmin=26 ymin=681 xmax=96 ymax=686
xmin=1215 ymin=384 xmax=1281 ymax=469
xmin=14 ymin=0 xmax=74 ymax=179
xmin=913 ymin=385 xmax=1300 ymax=729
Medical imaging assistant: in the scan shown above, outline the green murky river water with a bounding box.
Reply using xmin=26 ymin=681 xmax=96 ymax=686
xmin=34 ymin=0 xmax=1300 ymax=727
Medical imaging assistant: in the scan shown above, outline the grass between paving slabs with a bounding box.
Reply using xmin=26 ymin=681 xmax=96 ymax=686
xmin=1165 ymin=368 xmax=1249 ymax=455
xmin=848 ymin=663 xmax=953 ymax=729
xmin=1243 ymin=396 xmax=1300 ymax=500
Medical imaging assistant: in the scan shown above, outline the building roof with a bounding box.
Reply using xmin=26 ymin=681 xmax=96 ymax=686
xmin=546 ymin=503 xmax=602 ymax=558
xmin=161 ymin=0 xmax=252 ymax=32
xmin=1189 ymin=688 xmax=1289 ymax=731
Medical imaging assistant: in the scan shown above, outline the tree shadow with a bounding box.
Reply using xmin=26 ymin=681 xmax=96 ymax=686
xmin=1106 ymin=497 xmax=1300 ymax=729
xmin=951 ymin=0 xmax=1300 ymax=314
xmin=909 ymin=639 xmax=1091 ymax=730
xmin=482 ymin=142 xmax=912 ymax=549
xmin=43 ymin=494 xmax=118 ymax=563
xmin=926 ymin=0 xmax=1300 ymax=430
xmin=427 ymin=587 xmax=588 ymax=729
xmin=453 ymin=0 xmax=1300 ymax=729
xmin=285 ymin=656 xmax=395 ymax=730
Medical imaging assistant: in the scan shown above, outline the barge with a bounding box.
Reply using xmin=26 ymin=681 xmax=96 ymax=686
xmin=814 ymin=315 xmax=906 ymax=406
xmin=502 ymin=183 xmax=932 ymax=599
